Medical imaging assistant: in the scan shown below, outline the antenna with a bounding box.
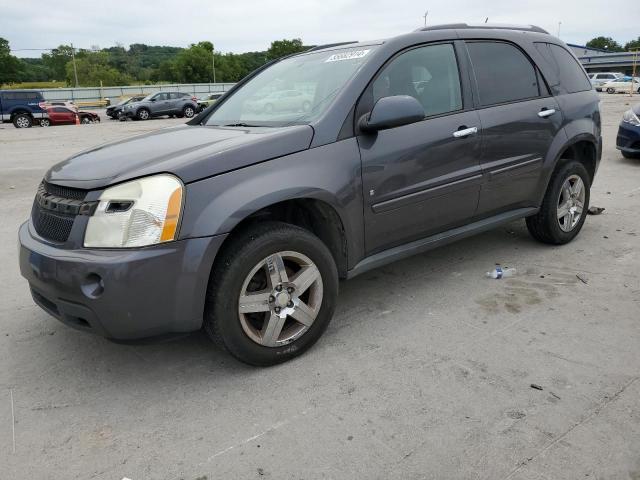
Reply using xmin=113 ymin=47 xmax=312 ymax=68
xmin=484 ymin=17 xmax=489 ymax=23
xmin=423 ymin=10 xmax=429 ymax=27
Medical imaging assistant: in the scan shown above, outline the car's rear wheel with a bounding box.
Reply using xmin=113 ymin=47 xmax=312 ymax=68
xmin=183 ymin=105 xmax=195 ymax=118
xmin=39 ymin=118 xmax=50 ymax=127
xmin=526 ymin=160 xmax=590 ymax=245
xmin=606 ymin=87 xmax=615 ymax=94
xmin=137 ymin=108 xmax=150 ymax=120
xmin=204 ymin=222 xmax=338 ymax=366
xmin=13 ymin=113 xmax=32 ymax=128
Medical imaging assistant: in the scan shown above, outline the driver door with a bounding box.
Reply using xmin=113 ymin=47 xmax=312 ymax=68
xmin=357 ymin=42 xmax=482 ymax=254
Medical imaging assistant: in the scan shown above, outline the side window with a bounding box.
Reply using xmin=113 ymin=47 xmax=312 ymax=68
xmin=372 ymin=43 xmax=462 ymax=117
xmin=52 ymin=107 xmax=68 ymax=113
xmin=467 ymin=41 xmax=540 ymax=106
xmin=547 ymin=45 xmax=592 ymax=93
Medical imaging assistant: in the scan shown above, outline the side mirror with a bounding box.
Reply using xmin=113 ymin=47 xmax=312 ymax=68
xmin=150 ymin=97 xmax=157 ymax=102
xmin=359 ymin=95 xmax=425 ymax=133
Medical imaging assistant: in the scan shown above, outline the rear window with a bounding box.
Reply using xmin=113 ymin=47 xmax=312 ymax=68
xmin=466 ymin=41 xmax=540 ymax=106
xmin=1 ymin=91 xmax=41 ymax=101
xmin=534 ymin=43 xmax=592 ymax=93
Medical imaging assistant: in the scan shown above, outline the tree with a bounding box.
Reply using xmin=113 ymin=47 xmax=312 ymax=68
xmin=0 ymin=37 xmax=21 ymax=84
xmin=171 ymin=42 xmax=215 ymax=83
xmin=624 ymin=37 xmax=640 ymax=51
xmin=586 ymin=36 xmax=624 ymax=52
xmin=266 ymin=39 xmax=306 ymax=60
xmin=65 ymin=51 xmax=130 ymax=86
xmin=42 ymin=45 xmax=75 ymax=80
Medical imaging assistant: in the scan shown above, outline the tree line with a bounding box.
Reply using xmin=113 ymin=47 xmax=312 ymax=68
xmin=0 ymin=38 xmax=307 ymax=87
xmin=586 ymin=36 xmax=640 ymax=52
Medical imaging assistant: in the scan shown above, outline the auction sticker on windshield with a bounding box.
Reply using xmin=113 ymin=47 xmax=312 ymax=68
xmin=325 ymin=50 xmax=370 ymax=62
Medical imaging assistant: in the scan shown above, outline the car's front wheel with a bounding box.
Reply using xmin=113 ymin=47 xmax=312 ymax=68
xmin=606 ymin=87 xmax=615 ymax=94
xmin=13 ymin=113 xmax=32 ymax=128
xmin=137 ymin=108 xmax=150 ymax=120
xmin=526 ymin=160 xmax=590 ymax=244
xmin=204 ymin=222 xmax=338 ymax=366
xmin=39 ymin=118 xmax=51 ymax=127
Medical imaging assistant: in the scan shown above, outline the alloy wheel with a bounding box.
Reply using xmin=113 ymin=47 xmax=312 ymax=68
xmin=557 ymin=174 xmax=585 ymax=232
xmin=238 ymin=251 xmax=323 ymax=347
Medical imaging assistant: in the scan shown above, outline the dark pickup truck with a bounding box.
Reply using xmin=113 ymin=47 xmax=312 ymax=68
xmin=0 ymin=89 xmax=49 ymax=128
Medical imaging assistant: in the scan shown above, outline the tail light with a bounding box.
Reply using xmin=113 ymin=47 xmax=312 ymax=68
xmin=191 ymin=96 xmax=197 ymax=102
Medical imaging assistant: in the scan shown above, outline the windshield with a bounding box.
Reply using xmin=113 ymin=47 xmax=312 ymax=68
xmin=205 ymin=46 xmax=375 ymax=127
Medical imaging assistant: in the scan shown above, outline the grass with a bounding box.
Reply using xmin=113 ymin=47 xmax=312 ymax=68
xmin=1 ymin=81 xmax=68 ymax=89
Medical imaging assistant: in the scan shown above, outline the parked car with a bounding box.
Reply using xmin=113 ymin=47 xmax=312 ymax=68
xmin=616 ymin=103 xmax=640 ymax=158
xmin=40 ymin=106 xmax=100 ymax=126
xmin=588 ymin=72 xmax=624 ymax=91
xmin=602 ymin=76 xmax=640 ymax=94
xmin=244 ymin=89 xmax=314 ymax=114
xmin=45 ymin=101 xmax=77 ymax=110
xmin=121 ymin=92 xmax=198 ymax=120
xmin=19 ymin=24 xmax=601 ymax=365
xmin=197 ymin=93 xmax=224 ymax=112
xmin=105 ymin=95 xmax=146 ymax=119
xmin=0 ymin=89 xmax=49 ymax=128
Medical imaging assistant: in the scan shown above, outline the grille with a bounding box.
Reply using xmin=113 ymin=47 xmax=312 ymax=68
xmin=31 ymin=181 xmax=88 ymax=243
xmin=42 ymin=181 xmax=87 ymax=200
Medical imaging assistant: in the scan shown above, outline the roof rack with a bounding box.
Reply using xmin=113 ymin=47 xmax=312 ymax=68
xmin=417 ymin=23 xmax=549 ymax=34
xmin=306 ymin=41 xmax=359 ymax=52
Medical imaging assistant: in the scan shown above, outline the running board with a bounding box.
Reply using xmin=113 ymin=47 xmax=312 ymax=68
xmin=347 ymin=207 xmax=538 ymax=279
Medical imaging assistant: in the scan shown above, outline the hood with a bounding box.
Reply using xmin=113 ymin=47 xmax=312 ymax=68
xmin=45 ymin=124 xmax=314 ymax=189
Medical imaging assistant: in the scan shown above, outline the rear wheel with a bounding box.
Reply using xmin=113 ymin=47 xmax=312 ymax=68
xmin=183 ymin=105 xmax=195 ymax=118
xmin=13 ymin=113 xmax=32 ymax=128
xmin=39 ymin=118 xmax=51 ymax=127
xmin=137 ymin=108 xmax=150 ymax=120
xmin=606 ymin=87 xmax=615 ymax=94
xmin=526 ymin=160 xmax=590 ymax=244
xmin=204 ymin=222 xmax=338 ymax=366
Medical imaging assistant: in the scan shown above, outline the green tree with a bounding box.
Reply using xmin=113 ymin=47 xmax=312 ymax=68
xmin=624 ymin=37 xmax=640 ymax=51
xmin=65 ymin=51 xmax=130 ymax=86
xmin=42 ymin=45 xmax=75 ymax=80
xmin=0 ymin=37 xmax=21 ymax=84
xmin=586 ymin=36 xmax=624 ymax=52
xmin=266 ymin=38 xmax=306 ymax=60
xmin=170 ymin=42 xmax=215 ymax=83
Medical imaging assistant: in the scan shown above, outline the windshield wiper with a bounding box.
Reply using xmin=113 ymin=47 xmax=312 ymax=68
xmin=223 ymin=122 xmax=262 ymax=127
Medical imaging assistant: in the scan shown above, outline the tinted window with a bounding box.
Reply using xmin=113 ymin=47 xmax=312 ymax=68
xmin=467 ymin=41 xmax=540 ymax=106
xmin=548 ymin=45 xmax=592 ymax=93
xmin=52 ymin=107 xmax=69 ymax=113
xmin=372 ymin=43 xmax=462 ymax=117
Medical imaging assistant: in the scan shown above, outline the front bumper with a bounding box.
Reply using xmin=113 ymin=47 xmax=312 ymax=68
xmin=616 ymin=121 xmax=640 ymax=154
xmin=19 ymin=221 xmax=227 ymax=340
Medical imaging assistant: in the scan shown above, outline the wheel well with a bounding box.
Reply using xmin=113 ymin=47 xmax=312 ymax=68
xmin=219 ymin=199 xmax=348 ymax=278
xmin=11 ymin=109 xmax=31 ymax=119
xmin=558 ymin=140 xmax=596 ymax=184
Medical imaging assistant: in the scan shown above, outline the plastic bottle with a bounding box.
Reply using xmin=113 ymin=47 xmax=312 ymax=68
xmin=485 ymin=266 xmax=516 ymax=279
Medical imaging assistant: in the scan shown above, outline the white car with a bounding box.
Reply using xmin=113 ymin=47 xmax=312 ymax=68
xmin=602 ymin=77 xmax=640 ymax=94
xmin=588 ymin=72 xmax=623 ymax=91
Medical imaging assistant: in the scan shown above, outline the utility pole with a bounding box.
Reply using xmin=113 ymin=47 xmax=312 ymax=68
xmin=70 ymin=43 xmax=79 ymax=87
xmin=423 ymin=10 xmax=429 ymax=27
xmin=212 ymin=45 xmax=216 ymax=84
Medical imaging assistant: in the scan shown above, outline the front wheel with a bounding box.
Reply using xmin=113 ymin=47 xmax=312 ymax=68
xmin=526 ymin=160 xmax=590 ymax=244
xmin=204 ymin=222 xmax=338 ymax=366
xmin=13 ymin=114 xmax=32 ymax=128
xmin=606 ymin=87 xmax=615 ymax=94
xmin=81 ymin=116 xmax=91 ymax=124
xmin=137 ymin=108 xmax=150 ymax=120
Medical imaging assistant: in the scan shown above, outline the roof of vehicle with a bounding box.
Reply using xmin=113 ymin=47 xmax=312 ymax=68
xmin=417 ymin=23 xmax=549 ymax=34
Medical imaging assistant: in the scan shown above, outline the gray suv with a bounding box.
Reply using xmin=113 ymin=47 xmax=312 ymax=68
xmin=121 ymin=91 xmax=198 ymax=120
xmin=19 ymin=24 xmax=601 ymax=365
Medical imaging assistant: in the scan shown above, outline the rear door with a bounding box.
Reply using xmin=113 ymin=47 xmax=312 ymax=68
xmin=465 ymin=40 xmax=562 ymax=217
xmin=152 ymin=93 xmax=171 ymax=114
xmin=357 ymin=42 xmax=482 ymax=254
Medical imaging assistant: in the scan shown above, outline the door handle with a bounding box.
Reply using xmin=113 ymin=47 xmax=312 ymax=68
xmin=453 ymin=126 xmax=478 ymax=138
xmin=538 ymin=108 xmax=556 ymax=118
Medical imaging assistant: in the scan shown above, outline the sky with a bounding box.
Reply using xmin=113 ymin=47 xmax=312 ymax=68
xmin=1 ymin=0 xmax=639 ymax=57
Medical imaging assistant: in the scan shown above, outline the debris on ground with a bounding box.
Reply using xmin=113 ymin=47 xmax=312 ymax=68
xmin=530 ymin=384 xmax=544 ymax=391
xmin=588 ymin=206 xmax=605 ymax=215
xmin=550 ymin=391 xmax=561 ymax=400
xmin=485 ymin=266 xmax=517 ymax=279
xmin=576 ymin=274 xmax=589 ymax=285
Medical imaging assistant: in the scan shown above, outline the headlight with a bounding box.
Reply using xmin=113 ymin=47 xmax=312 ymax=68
xmin=623 ymin=109 xmax=640 ymax=126
xmin=84 ymin=174 xmax=183 ymax=248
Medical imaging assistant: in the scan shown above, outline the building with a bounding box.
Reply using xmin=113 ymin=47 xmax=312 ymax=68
xmin=568 ymin=43 xmax=639 ymax=76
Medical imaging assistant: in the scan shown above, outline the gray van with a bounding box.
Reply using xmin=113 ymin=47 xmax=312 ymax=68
xmin=19 ymin=24 xmax=601 ymax=365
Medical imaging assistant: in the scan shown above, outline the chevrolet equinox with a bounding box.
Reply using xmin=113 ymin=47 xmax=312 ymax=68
xmin=19 ymin=24 xmax=601 ymax=365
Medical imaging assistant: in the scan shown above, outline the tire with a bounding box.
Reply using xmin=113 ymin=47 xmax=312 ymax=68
xmin=39 ymin=118 xmax=51 ymax=127
xmin=204 ymin=222 xmax=338 ymax=366
xmin=622 ymin=150 xmax=640 ymax=159
xmin=183 ymin=105 xmax=195 ymax=118
xmin=13 ymin=113 xmax=32 ymax=128
xmin=526 ymin=160 xmax=591 ymax=245
xmin=606 ymin=87 xmax=615 ymax=94
xmin=81 ymin=116 xmax=91 ymax=124
xmin=137 ymin=108 xmax=150 ymax=120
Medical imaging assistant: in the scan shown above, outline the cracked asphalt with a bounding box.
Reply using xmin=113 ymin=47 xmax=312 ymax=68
xmin=1 ymin=94 xmax=639 ymax=479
